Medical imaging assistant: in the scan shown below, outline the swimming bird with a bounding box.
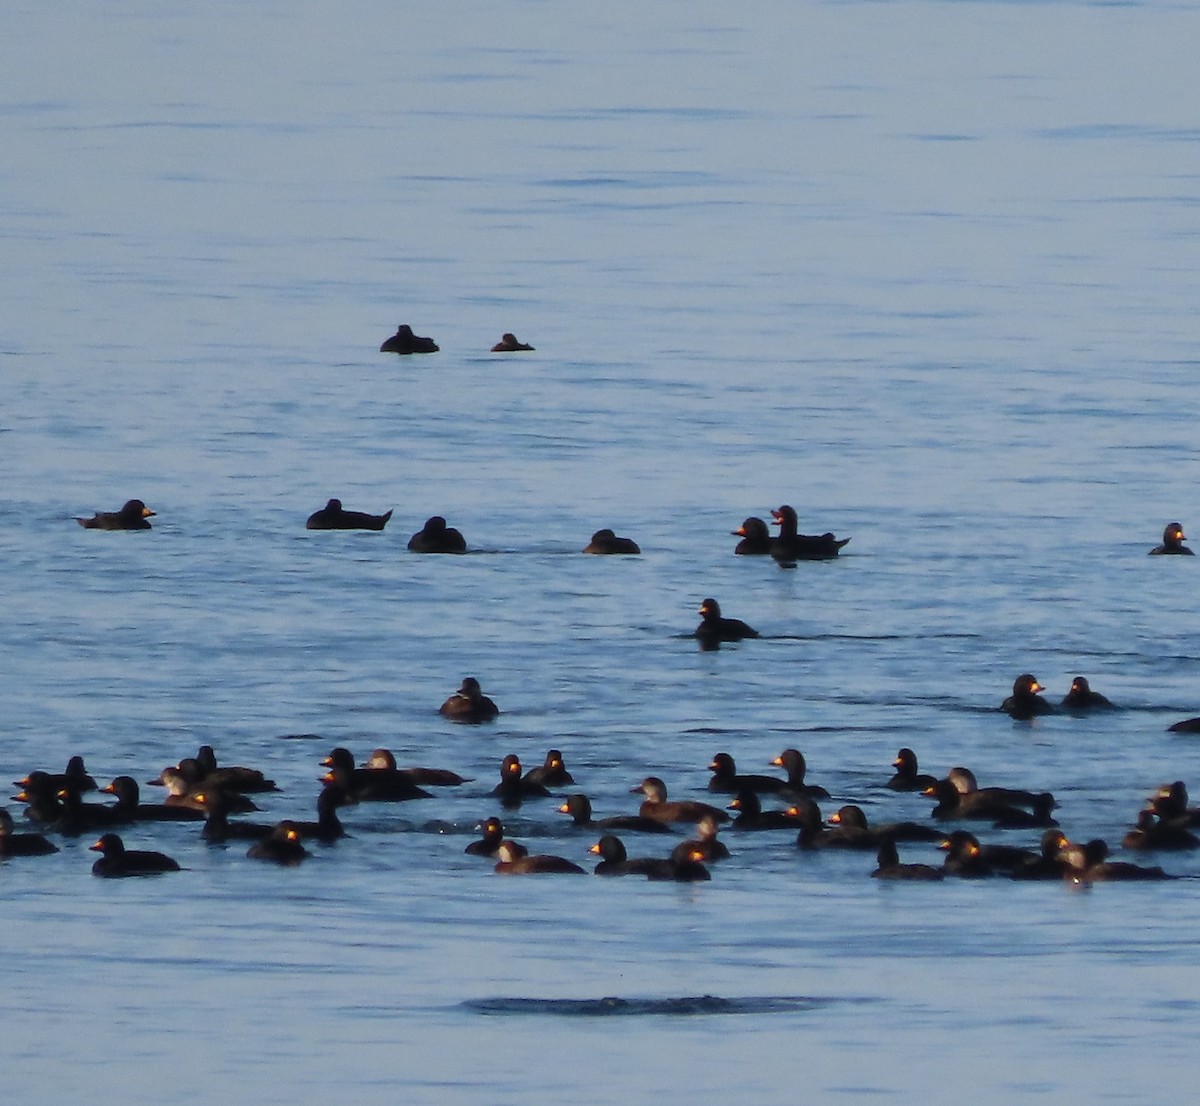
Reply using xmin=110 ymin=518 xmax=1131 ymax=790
xmin=491 ymin=333 xmax=534 ymax=352
xmin=731 ymin=517 xmax=774 ymax=556
xmin=727 ymin=789 xmax=806 ymax=831
xmin=591 ymin=836 xmax=708 ymax=880
xmin=0 ymin=808 xmax=58 ymax=856
xmin=769 ymin=505 xmax=849 ymax=563
xmin=871 ymin=838 xmax=944 ymax=881
xmin=305 ymin=498 xmax=393 ymax=531
xmin=1121 ymin=809 xmax=1200 ymax=852
xmin=321 ymin=747 xmax=432 ymax=802
xmin=89 ymin=833 xmax=180 ymax=877
xmin=675 ymin=814 xmax=731 ymax=861
xmin=100 ymin=776 xmax=205 ymax=823
xmin=827 ymin=804 xmax=943 ymax=844
xmin=583 ymin=529 xmax=641 ymax=555
xmin=695 ymin=598 xmax=759 ymax=648
xmin=15 ymin=755 xmax=97 ymax=795
xmin=556 ymin=794 xmax=675 ymax=835
xmin=1000 ymin=674 xmax=1055 ymax=719
xmin=1061 ymin=838 xmax=1170 ymax=882
xmin=193 ymin=746 xmax=278 ymax=794
xmin=1061 ymin=676 xmax=1116 ymax=712
xmin=771 ymin=749 xmax=831 ymax=800
xmin=922 ymin=779 xmax=1037 ymax=824
xmin=408 ymin=516 xmax=467 ymax=553
xmin=886 ymin=748 xmax=938 ymax=793
xmin=938 ymin=832 xmax=994 ymax=878
xmin=631 ymin=777 xmax=729 ymax=825
xmin=380 ymin=324 xmax=438 ymax=354
xmin=493 ymin=840 xmax=585 ymax=874
xmin=707 ymin=752 xmax=789 ymax=795
xmin=1150 ymin=522 xmax=1193 ymax=555
xmin=438 ymin=677 xmax=499 ymax=723
xmin=492 ymin=755 xmax=551 ymax=809
xmin=75 ymin=499 xmax=155 ymax=530
xmin=361 ymin=749 xmax=470 ymax=787
xmin=522 ymin=750 xmax=574 ymax=789
xmin=247 ymin=821 xmax=310 ymax=865
xmin=465 ymin=816 xmax=507 ymax=857
xmin=1010 ymin=830 xmax=1073 ymax=881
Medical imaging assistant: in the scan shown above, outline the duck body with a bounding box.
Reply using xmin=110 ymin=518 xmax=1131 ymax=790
xmin=491 ymin=333 xmax=534 ymax=352
xmin=707 ymin=752 xmax=789 ymax=795
xmin=557 ymin=794 xmax=675 ymax=834
xmin=522 ymin=750 xmax=574 ymax=788
xmin=246 ymin=821 xmax=310 ymax=865
xmin=695 ymin=598 xmax=758 ymax=647
xmin=102 ymin=776 xmax=204 ymax=823
xmin=1063 ymin=838 xmax=1171 ymax=882
xmin=362 ymin=749 xmax=470 ymax=787
xmin=381 ymin=324 xmax=438 ymax=354
xmin=1122 ymin=810 xmax=1200 ymax=851
xmin=769 ymin=505 xmax=849 ymax=563
xmin=886 ymin=748 xmax=938 ymax=792
xmin=923 ymin=779 xmax=1035 ymax=824
xmin=438 ymin=677 xmax=498 ymax=722
xmin=408 ymin=516 xmax=466 ymax=553
xmin=590 ymin=835 xmax=677 ymax=878
xmin=872 ymin=838 xmax=944 ymax=881
xmin=0 ymin=809 xmax=59 ymax=856
xmin=89 ymin=833 xmax=180 ymax=877
xmin=321 ymin=748 xmax=432 ymax=802
xmin=1150 ymin=522 xmax=1193 ymax=555
xmin=939 ymin=832 xmax=995 ymax=878
xmin=731 ymin=517 xmax=775 ymax=556
xmin=583 ymin=529 xmax=640 ymax=555
xmin=465 ymin=817 xmax=506 ymax=857
xmin=306 ymin=499 xmax=393 ymax=531
xmin=771 ymin=749 xmax=831 ymax=801
xmin=728 ymin=789 xmax=807 ymax=831
xmin=493 ymin=840 xmax=585 ymax=874
xmin=492 ymin=755 xmax=551 ymax=810
xmin=632 ymin=777 xmax=729 ymax=825
xmin=1061 ymin=676 xmax=1115 ymax=712
xmin=76 ymin=499 xmax=155 ymax=530
xmin=1001 ymin=674 xmax=1055 ymax=719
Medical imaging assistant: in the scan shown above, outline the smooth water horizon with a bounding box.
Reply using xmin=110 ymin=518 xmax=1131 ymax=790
xmin=5 ymin=1 xmax=1200 ymax=1103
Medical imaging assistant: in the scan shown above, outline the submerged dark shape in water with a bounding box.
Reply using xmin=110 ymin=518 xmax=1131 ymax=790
xmin=462 ymin=995 xmax=854 ymax=1016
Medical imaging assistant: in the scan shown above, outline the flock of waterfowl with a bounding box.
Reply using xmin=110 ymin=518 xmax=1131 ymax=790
xmin=8 ymin=505 xmax=1200 ymax=883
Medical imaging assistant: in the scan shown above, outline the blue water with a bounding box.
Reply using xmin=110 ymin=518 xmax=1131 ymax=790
xmin=4 ymin=0 xmax=1200 ymax=1101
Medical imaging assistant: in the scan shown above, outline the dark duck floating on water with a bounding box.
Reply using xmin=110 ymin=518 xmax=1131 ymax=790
xmin=769 ymin=505 xmax=849 ymax=563
xmin=695 ymin=597 xmax=758 ymax=647
xmin=731 ymin=517 xmax=774 ymax=555
xmin=306 ymin=498 xmax=393 ymax=531
xmin=583 ymin=528 xmax=640 ymax=554
xmin=439 ymin=676 xmax=499 ymax=723
xmin=408 ymin=515 xmax=467 ymax=553
xmin=491 ymin=332 xmax=534 ymax=352
xmin=1150 ymin=522 xmax=1193 ymax=555
xmin=75 ymin=499 xmax=155 ymax=530
xmin=380 ymin=324 xmax=438 ymax=354
xmin=1000 ymin=673 xmax=1054 ymax=719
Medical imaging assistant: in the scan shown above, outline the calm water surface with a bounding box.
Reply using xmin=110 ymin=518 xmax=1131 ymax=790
xmin=4 ymin=1 xmax=1200 ymax=1102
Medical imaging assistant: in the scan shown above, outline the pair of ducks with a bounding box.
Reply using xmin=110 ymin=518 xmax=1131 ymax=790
xmin=379 ymin=325 xmax=534 ymax=355
xmin=731 ymin=505 xmax=849 ymax=563
xmin=1001 ymin=674 xmax=1115 ymax=719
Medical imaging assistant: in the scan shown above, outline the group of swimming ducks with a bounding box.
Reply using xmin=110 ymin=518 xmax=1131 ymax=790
xmin=5 ymin=688 xmax=1200 ymax=883
xmin=52 ymin=497 xmax=1199 ymax=882
xmin=378 ymin=324 xmax=535 ymax=356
